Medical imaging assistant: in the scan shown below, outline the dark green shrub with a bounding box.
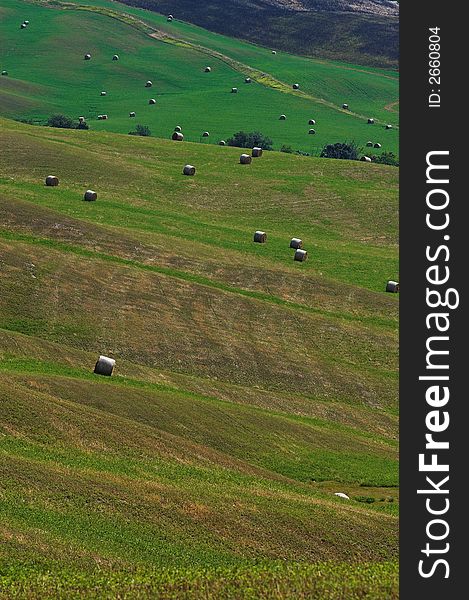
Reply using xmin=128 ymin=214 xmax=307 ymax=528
xmin=320 ymin=141 xmax=361 ymax=160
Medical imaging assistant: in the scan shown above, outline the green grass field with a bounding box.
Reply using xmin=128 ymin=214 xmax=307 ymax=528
xmin=0 ymin=0 xmax=398 ymax=156
xmin=0 ymin=2 xmax=399 ymax=596
xmin=0 ymin=116 xmax=398 ymax=597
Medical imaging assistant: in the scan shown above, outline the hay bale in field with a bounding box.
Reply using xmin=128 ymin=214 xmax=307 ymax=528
xmin=385 ymin=124 xmax=393 ymax=129
xmin=101 ymin=114 xmax=108 ymax=120
xmin=290 ymin=238 xmax=302 ymax=249
xmin=279 ymin=114 xmax=286 ymax=120
xmin=254 ymin=231 xmax=267 ymax=243
xmin=174 ymin=125 xmax=182 ymax=132
xmin=374 ymin=142 xmax=382 ymax=148
xmin=112 ymin=54 xmax=119 ymax=61
xmin=100 ymin=91 xmax=106 ymax=96
xmin=149 ymin=98 xmax=156 ymax=105
xmin=294 ymin=249 xmax=308 ymax=262
xmin=342 ymin=103 xmax=349 ymax=110
xmin=334 ymin=492 xmax=350 ymax=500
xmin=292 ymin=83 xmax=299 ymax=90
xmin=1 ymin=70 xmax=8 ymax=76
xmin=168 ymin=14 xmax=173 ymax=21
xmin=24 ymin=20 xmax=29 ymax=25
xmin=204 ymin=66 xmax=211 ymax=72
xmin=20 ymin=23 xmax=27 ymax=29
xmin=219 ymin=140 xmax=226 ymax=146
xmin=361 ymin=156 xmax=372 ymax=162
xmin=145 ymin=80 xmax=153 ymax=87
xmin=368 ymin=118 xmax=375 ymax=124
xmin=202 ymin=131 xmax=210 ymax=137
xmin=245 ymin=77 xmax=251 ymax=83
xmin=308 ymin=119 xmax=316 ymax=125
xmin=271 ymin=50 xmax=277 ymax=55
xmin=172 ymin=131 xmax=184 ymax=141
xmin=386 ymin=280 xmax=399 ymax=293
xmin=83 ymin=189 xmax=97 ymax=201
xmin=183 ymin=164 xmax=196 ymax=176
xmin=45 ymin=175 xmax=59 ymax=187
xmin=94 ymin=355 xmax=115 ymax=376
xmin=231 ymin=87 xmax=238 ymax=93
xmin=366 ymin=141 xmax=373 ymax=147
xmin=84 ymin=53 xmax=91 ymax=60
xmin=252 ymin=147 xmax=263 ymax=157
xmin=129 ymin=111 xmax=136 ymax=117
xmin=308 ymin=129 xmax=316 ymax=135
xmin=240 ymin=153 xmax=252 ymax=164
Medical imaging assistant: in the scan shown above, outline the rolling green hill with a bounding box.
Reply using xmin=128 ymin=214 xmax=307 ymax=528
xmin=0 ymin=0 xmax=398 ymax=156
xmin=0 ymin=116 xmax=398 ymax=597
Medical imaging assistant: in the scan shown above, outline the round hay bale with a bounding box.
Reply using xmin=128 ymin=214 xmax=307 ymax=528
xmin=183 ymin=165 xmax=196 ymax=176
xmin=24 ymin=20 xmax=30 ymax=25
xmin=168 ymin=14 xmax=173 ymax=19
xmin=367 ymin=118 xmax=375 ymax=124
xmin=101 ymin=114 xmax=108 ymax=120
xmin=174 ymin=125 xmax=182 ymax=132
xmin=279 ymin=114 xmax=286 ymax=120
xmin=20 ymin=23 xmax=27 ymax=29
xmin=204 ymin=66 xmax=211 ymax=72
xmin=112 ymin=54 xmax=119 ymax=61
xmin=366 ymin=141 xmax=373 ymax=147
xmin=308 ymin=119 xmax=316 ymax=125
xmin=231 ymin=87 xmax=238 ymax=93
xmin=386 ymin=280 xmax=399 ymax=293
xmin=361 ymin=156 xmax=372 ymax=162
xmin=342 ymin=103 xmax=349 ymax=110
xmin=254 ymin=231 xmax=267 ymax=243
xmin=385 ymin=124 xmax=393 ymax=129
xmin=240 ymin=153 xmax=252 ymax=164
xmin=294 ymin=249 xmax=308 ymax=262
xmin=145 ymin=80 xmax=152 ymax=87
xmin=271 ymin=50 xmax=277 ymax=55
xmin=374 ymin=142 xmax=382 ymax=148
xmin=245 ymin=77 xmax=251 ymax=83
xmin=97 ymin=115 xmax=103 ymax=120
xmin=83 ymin=189 xmax=97 ymax=201
xmin=167 ymin=17 xmax=173 ymax=22
xmin=308 ymin=129 xmax=316 ymax=135
xmin=129 ymin=111 xmax=136 ymax=117
xmin=94 ymin=355 xmax=115 ymax=376
xmin=252 ymin=147 xmax=263 ymax=157
xmin=202 ymin=131 xmax=210 ymax=137
xmin=149 ymin=98 xmax=156 ymax=105
xmin=1 ymin=70 xmax=8 ymax=76
xmin=172 ymin=131 xmax=184 ymax=141
xmin=100 ymin=91 xmax=106 ymax=96
xmin=292 ymin=83 xmax=300 ymax=90
xmin=45 ymin=175 xmax=59 ymax=187
xmin=334 ymin=492 xmax=350 ymax=500
xmin=290 ymin=238 xmax=303 ymax=249
xmin=78 ymin=116 xmax=85 ymax=123
xmin=219 ymin=140 xmax=226 ymax=146
xmin=84 ymin=53 xmax=91 ymax=60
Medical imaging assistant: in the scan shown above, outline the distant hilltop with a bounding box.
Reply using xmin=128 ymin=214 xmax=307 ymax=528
xmin=119 ymin=0 xmax=399 ymax=68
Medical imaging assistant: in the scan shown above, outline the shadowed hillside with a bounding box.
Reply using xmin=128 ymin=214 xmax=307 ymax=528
xmin=118 ymin=0 xmax=399 ymax=67
xmin=0 ymin=116 xmax=399 ymax=597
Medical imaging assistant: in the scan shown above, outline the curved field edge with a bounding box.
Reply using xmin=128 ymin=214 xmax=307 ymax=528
xmin=0 ymin=561 xmax=399 ymax=599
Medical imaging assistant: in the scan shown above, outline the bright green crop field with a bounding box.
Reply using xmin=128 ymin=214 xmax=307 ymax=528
xmin=0 ymin=0 xmax=398 ymax=155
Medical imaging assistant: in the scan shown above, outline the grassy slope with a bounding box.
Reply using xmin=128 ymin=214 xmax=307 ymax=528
xmin=115 ymin=0 xmax=399 ymax=69
xmin=0 ymin=117 xmax=398 ymax=596
xmin=0 ymin=0 xmax=398 ymax=155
